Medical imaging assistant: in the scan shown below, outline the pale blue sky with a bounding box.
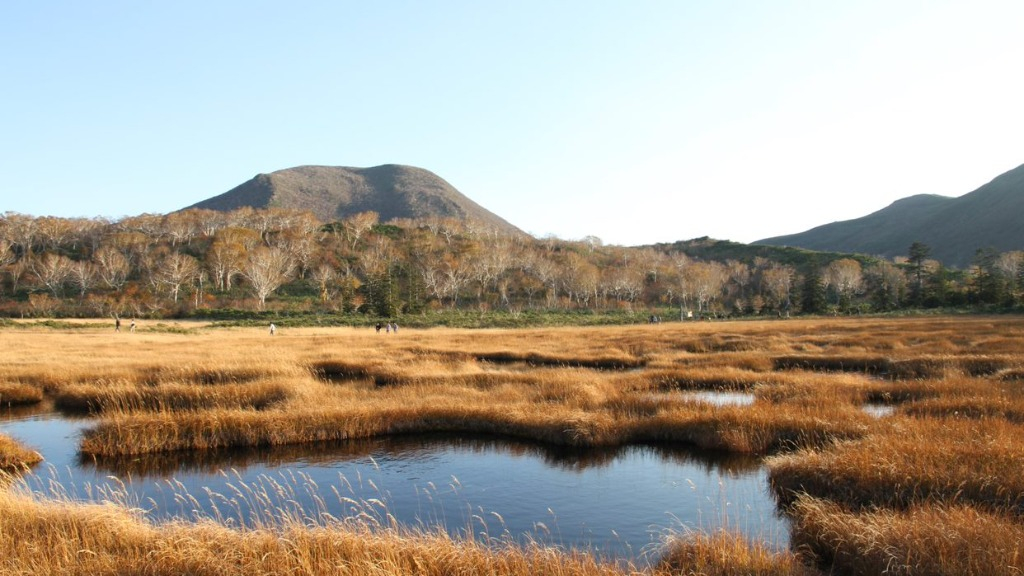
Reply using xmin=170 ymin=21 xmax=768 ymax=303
xmin=2 ymin=1 xmax=1022 ymax=245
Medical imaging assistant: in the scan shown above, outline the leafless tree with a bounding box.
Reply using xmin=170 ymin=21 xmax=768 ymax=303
xmin=0 ymin=239 xmax=14 ymax=295
xmin=996 ymin=250 xmax=1023 ymax=301
xmin=162 ymin=211 xmax=200 ymax=246
xmin=242 ymin=246 xmax=295 ymax=309
xmin=560 ymin=252 xmax=599 ymax=308
xmin=726 ymin=260 xmax=752 ymax=303
xmin=31 ymin=253 xmax=74 ymax=297
xmin=273 ymin=215 xmax=320 ymax=279
xmin=823 ymin=258 xmax=864 ymax=307
xmin=68 ymin=259 xmax=96 ymax=298
xmin=35 ymin=216 xmax=75 ymax=251
xmin=683 ymin=261 xmax=728 ymax=315
xmin=0 ymin=239 xmax=14 ymax=269
xmin=191 ymin=209 xmax=227 ymax=237
xmin=309 ymin=263 xmax=336 ymax=304
xmin=156 ymin=252 xmax=201 ymax=303
xmin=761 ymin=264 xmax=795 ymax=314
xmin=93 ymin=246 xmax=131 ymax=291
xmin=2 ymin=212 xmax=38 ymax=256
xmin=118 ymin=213 xmax=164 ymax=238
xmin=207 ymin=228 xmax=259 ymax=291
xmin=524 ymin=253 xmax=560 ymax=308
xmin=342 ymin=211 xmax=379 ymax=250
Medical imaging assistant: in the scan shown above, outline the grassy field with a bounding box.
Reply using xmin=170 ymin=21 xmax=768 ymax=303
xmin=2 ymin=316 xmax=1023 ymax=574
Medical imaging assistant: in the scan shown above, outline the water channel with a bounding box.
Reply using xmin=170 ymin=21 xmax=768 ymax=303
xmin=1 ymin=407 xmax=790 ymax=563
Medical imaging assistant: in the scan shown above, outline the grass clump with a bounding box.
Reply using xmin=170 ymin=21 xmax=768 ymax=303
xmin=0 ymin=381 xmax=43 ymax=407
xmin=658 ymin=530 xmax=817 ymax=576
xmin=790 ymin=495 xmax=1024 ymax=576
xmin=767 ymin=416 xmax=1024 ymax=512
xmin=0 ymin=434 xmax=42 ymax=471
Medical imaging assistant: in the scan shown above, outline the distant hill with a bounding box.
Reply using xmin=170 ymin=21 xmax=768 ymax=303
xmin=754 ymin=162 xmax=1024 ymax=268
xmin=185 ymin=164 xmax=524 ymax=235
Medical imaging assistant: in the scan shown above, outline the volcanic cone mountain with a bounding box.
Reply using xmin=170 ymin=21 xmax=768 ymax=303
xmin=186 ymin=164 xmax=523 ymax=234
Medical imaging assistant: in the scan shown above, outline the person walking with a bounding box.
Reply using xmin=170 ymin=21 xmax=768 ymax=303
xmin=269 ymin=323 xmax=276 ymax=336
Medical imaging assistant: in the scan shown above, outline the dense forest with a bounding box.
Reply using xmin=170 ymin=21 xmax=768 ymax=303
xmin=0 ymin=208 xmax=1021 ymax=324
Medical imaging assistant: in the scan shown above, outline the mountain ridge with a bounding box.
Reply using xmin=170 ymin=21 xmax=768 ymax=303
xmin=754 ymin=162 xmax=1024 ymax=268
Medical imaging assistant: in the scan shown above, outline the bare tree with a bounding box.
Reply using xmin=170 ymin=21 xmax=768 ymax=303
xmin=242 ymin=246 xmax=295 ymax=309
xmin=560 ymin=252 xmax=599 ymax=308
xmin=273 ymin=216 xmax=320 ymax=279
xmin=726 ymin=260 xmax=752 ymax=304
xmin=161 ymin=211 xmax=200 ymax=246
xmin=996 ymin=250 xmax=1023 ymax=302
xmin=342 ymin=211 xmax=379 ymax=250
xmin=156 ymin=252 xmax=201 ymax=303
xmin=601 ymin=265 xmax=644 ymax=310
xmin=2 ymin=212 xmax=38 ymax=256
xmin=683 ymin=261 xmax=728 ymax=315
xmin=0 ymin=239 xmax=14 ymax=295
xmin=524 ymin=253 xmax=560 ymax=308
xmin=823 ymin=258 xmax=864 ymax=309
xmin=761 ymin=264 xmax=795 ymax=314
xmin=67 ymin=259 xmax=96 ymax=298
xmin=309 ymin=263 xmax=336 ymax=305
xmin=191 ymin=209 xmax=227 ymax=237
xmin=118 ymin=213 xmax=164 ymax=238
xmin=207 ymin=228 xmax=259 ymax=291
xmin=31 ymin=253 xmax=74 ymax=297
xmin=35 ymin=216 xmax=75 ymax=251
xmin=93 ymin=246 xmax=131 ymax=291
xmin=0 ymin=239 xmax=13 ymax=266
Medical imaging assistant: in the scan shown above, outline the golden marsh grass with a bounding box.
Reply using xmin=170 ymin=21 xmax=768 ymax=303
xmin=0 ymin=434 xmax=42 ymax=472
xmin=3 ymin=315 xmax=1024 ymax=574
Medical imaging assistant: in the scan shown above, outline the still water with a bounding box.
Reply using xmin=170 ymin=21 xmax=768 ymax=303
xmin=1 ymin=410 xmax=789 ymax=562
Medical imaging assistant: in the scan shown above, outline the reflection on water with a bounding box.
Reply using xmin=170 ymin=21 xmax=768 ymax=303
xmin=862 ymin=403 xmax=896 ymax=418
xmin=681 ymin=391 xmax=757 ymax=407
xmin=1 ymin=411 xmax=789 ymax=562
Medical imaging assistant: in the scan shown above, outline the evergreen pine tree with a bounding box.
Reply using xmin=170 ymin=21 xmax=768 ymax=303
xmin=800 ymin=265 xmax=826 ymax=315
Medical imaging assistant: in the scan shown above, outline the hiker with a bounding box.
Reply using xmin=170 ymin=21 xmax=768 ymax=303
xmin=129 ymin=319 xmax=136 ymax=333
xmin=375 ymin=322 xmax=382 ymax=333
xmin=115 ymin=317 xmax=121 ymax=332
xmin=269 ymin=323 xmax=276 ymax=336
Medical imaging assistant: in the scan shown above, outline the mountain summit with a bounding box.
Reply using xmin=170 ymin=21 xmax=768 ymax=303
xmin=185 ymin=164 xmax=523 ymax=234
xmin=755 ymin=162 xmax=1024 ymax=268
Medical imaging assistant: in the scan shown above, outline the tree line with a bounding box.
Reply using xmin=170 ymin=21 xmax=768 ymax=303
xmin=1 ymin=209 xmax=1021 ymax=321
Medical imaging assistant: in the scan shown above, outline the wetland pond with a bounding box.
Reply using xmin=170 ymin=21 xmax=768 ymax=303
xmin=1 ymin=407 xmax=789 ymax=563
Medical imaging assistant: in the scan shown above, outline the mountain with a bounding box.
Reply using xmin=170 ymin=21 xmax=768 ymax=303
xmin=754 ymin=162 xmax=1024 ymax=268
xmin=185 ymin=164 xmax=524 ymax=235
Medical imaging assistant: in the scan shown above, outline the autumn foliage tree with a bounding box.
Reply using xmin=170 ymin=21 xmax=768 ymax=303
xmin=0 ymin=208 xmax=1017 ymax=319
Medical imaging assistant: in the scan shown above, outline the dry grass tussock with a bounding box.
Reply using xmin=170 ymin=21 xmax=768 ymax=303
xmin=0 ymin=380 xmax=43 ymax=407
xmin=790 ymin=495 xmax=1024 ymax=576
xmin=0 ymin=435 xmax=42 ymax=471
xmin=4 ymin=316 xmax=1024 ymax=574
xmin=768 ymin=415 xmax=1024 ymax=512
